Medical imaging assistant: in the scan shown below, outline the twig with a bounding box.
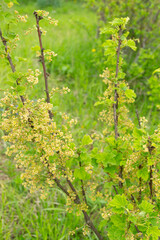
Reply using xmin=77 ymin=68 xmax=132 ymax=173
xmin=34 ymin=11 xmax=52 ymax=119
xmin=114 ymin=26 xmax=123 ymax=188
xmin=135 ymin=109 xmax=143 ymax=201
xmin=136 ymin=109 xmax=141 ymax=128
xmin=138 ymin=164 xmax=142 ymax=201
xmin=113 ymin=26 xmax=121 ymax=140
xmin=66 ymin=178 xmax=103 ymax=240
xmin=113 ymin=185 xmax=118 ymax=194
xmin=79 ymin=160 xmax=87 ymax=205
xmin=147 ymin=137 xmax=155 ymax=201
xmin=0 ymin=28 xmax=25 ymax=104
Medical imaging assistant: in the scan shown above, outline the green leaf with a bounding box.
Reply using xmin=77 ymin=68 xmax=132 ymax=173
xmin=133 ymin=128 xmax=145 ymax=138
xmin=108 ymin=225 xmax=125 ymax=240
xmin=137 ymin=167 xmax=149 ymax=181
xmin=104 ymin=166 xmax=117 ymax=176
xmin=94 ymin=101 xmax=105 ymax=106
xmin=139 ymin=200 xmax=154 ymax=213
xmin=103 ymin=39 xmax=117 ymax=57
xmin=126 ymin=39 xmax=137 ymax=51
xmin=110 ymin=214 xmax=127 ymax=230
xmin=80 ymin=152 xmax=91 ymax=164
xmin=91 ymin=158 xmax=98 ymax=168
xmin=16 ymin=85 xmax=26 ymax=95
xmin=74 ymin=167 xmax=90 ymax=180
xmin=125 ymin=89 xmax=136 ymax=99
xmin=120 ymin=82 xmax=127 ymax=91
xmin=100 ymin=27 xmax=116 ymax=35
xmin=31 ymin=46 xmax=41 ymax=52
xmin=110 ymin=17 xmax=129 ymax=27
xmin=82 ymin=135 xmax=93 ymax=146
xmin=109 ymin=194 xmax=128 ymax=209
xmin=147 ymin=226 xmax=160 ymax=240
xmin=153 ymin=68 xmax=160 ymax=75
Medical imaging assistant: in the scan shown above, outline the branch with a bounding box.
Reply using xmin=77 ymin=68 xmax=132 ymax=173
xmin=147 ymin=137 xmax=155 ymax=201
xmin=114 ymin=26 xmax=123 ymax=188
xmin=0 ymin=28 xmax=15 ymax=73
xmin=34 ymin=11 xmax=52 ymax=119
xmin=113 ymin=185 xmax=118 ymax=194
xmin=114 ymin=26 xmax=122 ymax=139
xmin=0 ymin=28 xmax=25 ymax=104
xmin=66 ymin=178 xmax=103 ymax=239
xmin=79 ymin=160 xmax=87 ymax=205
xmin=82 ymin=210 xmax=104 ymax=240
xmin=136 ymin=109 xmax=141 ymax=128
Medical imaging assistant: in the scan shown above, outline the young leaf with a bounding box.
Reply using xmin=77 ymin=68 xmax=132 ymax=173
xmin=152 ymin=68 xmax=160 ymax=75
xmin=109 ymin=194 xmax=128 ymax=209
xmin=125 ymin=89 xmax=136 ymax=99
xmin=147 ymin=226 xmax=160 ymax=240
xmin=74 ymin=167 xmax=90 ymax=180
xmin=82 ymin=135 xmax=93 ymax=146
xmin=16 ymin=85 xmax=26 ymax=95
xmin=127 ymin=39 xmax=137 ymax=51
xmin=137 ymin=167 xmax=149 ymax=181
xmin=139 ymin=200 xmax=154 ymax=213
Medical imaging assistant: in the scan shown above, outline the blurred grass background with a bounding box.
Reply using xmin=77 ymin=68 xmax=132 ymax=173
xmin=0 ymin=0 xmax=160 ymax=239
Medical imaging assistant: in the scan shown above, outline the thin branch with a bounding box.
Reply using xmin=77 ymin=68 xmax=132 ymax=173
xmin=114 ymin=26 xmax=123 ymax=188
xmin=135 ymin=109 xmax=143 ymax=201
xmin=131 ymin=194 xmax=136 ymax=203
xmin=136 ymin=109 xmax=141 ymax=128
xmin=138 ymin=164 xmax=142 ymax=201
xmin=0 ymin=28 xmax=25 ymax=104
xmin=66 ymin=178 xmax=103 ymax=239
xmin=0 ymin=28 xmax=15 ymax=73
xmin=79 ymin=160 xmax=87 ymax=205
xmin=82 ymin=210 xmax=104 ymax=240
xmin=54 ymin=177 xmax=70 ymax=196
xmin=147 ymin=137 xmax=155 ymax=201
xmin=113 ymin=185 xmax=118 ymax=194
xmin=114 ymin=26 xmax=121 ymax=136
xmin=66 ymin=178 xmax=81 ymax=204
xmin=34 ymin=11 xmax=52 ymax=119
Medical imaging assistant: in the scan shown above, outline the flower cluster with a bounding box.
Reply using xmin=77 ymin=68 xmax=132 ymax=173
xmin=26 ymin=69 xmax=41 ymax=85
xmin=14 ymin=11 xmax=28 ymax=22
xmin=7 ymin=1 xmax=14 ymax=8
xmin=36 ymin=49 xmax=57 ymax=62
xmin=44 ymin=50 xmax=57 ymax=62
xmin=50 ymin=87 xmax=71 ymax=96
xmin=1 ymin=93 xmax=76 ymax=198
xmin=35 ymin=10 xmax=58 ymax=25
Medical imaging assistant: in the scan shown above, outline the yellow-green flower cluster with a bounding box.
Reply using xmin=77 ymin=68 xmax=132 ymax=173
xmin=1 ymin=92 xmax=76 ymax=197
xmin=36 ymin=49 xmax=57 ymax=62
xmin=27 ymin=69 xmax=41 ymax=85
xmin=50 ymin=87 xmax=71 ymax=96
xmin=14 ymin=11 xmax=28 ymax=22
xmin=98 ymin=67 xmax=135 ymax=136
xmin=35 ymin=10 xmax=58 ymax=25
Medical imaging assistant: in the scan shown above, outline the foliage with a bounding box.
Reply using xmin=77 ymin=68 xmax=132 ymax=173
xmin=0 ymin=1 xmax=160 ymax=240
xmin=85 ymin=0 xmax=160 ymax=122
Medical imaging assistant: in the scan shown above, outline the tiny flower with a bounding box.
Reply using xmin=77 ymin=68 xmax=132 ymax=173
xmin=7 ymin=2 xmax=14 ymax=8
